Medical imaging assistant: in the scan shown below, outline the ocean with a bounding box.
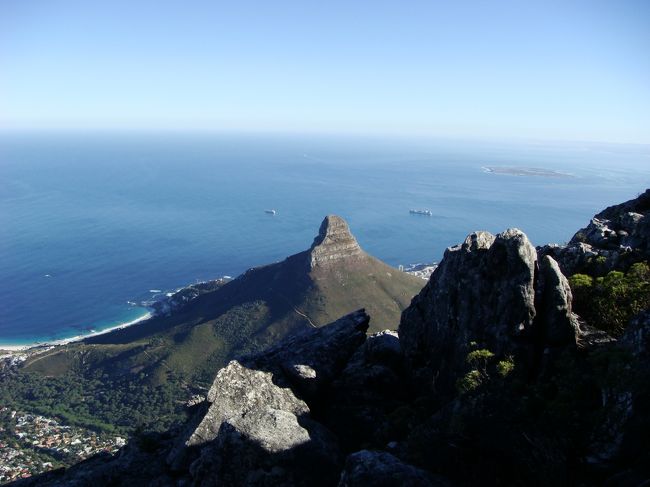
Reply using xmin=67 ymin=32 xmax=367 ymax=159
xmin=1 ymin=132 xmax=649 ymax=345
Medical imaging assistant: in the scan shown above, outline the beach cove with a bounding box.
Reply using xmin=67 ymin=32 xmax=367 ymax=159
xmin=0 ymin=312 xmax=152 ymax=354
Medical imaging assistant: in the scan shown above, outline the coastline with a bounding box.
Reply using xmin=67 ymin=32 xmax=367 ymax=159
xmin=0 ymin=311 xmax=153 ymax=354
xmin=0 ymin=275 xmax=230 ymax=355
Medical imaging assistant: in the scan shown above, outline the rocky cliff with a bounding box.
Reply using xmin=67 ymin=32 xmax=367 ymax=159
xmin=13 ymin=191 xmax=650 ymax=486
xmin=541 ymin=189 xmax=650 ymax=276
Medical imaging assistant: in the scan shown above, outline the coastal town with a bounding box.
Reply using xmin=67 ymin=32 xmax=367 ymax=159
xmin=0 ymin=407 xmax=125 ymax=483
xmin=0 ymin=353 xmax=128 ymax=484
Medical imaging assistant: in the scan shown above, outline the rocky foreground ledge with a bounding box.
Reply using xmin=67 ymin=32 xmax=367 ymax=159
xmin=12 ymin=190 xmax=650 ymax=486
xmin=16 ymin=304 xmax=453 ymax=486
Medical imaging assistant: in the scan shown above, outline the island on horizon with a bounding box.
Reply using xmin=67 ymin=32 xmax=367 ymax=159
xmin=482 ymin=166 xmax=574 ymax=178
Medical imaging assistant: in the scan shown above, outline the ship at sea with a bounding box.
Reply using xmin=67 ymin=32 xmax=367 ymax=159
xmin=409 ymin=209 xmax=432 ymax=216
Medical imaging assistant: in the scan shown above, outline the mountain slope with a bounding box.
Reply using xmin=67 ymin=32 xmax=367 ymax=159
xmin=22 ymin=216 xmax=424 ymax=385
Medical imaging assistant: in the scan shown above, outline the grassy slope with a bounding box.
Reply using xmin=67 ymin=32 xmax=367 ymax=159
xmin=22 ymin=250 xmax=424 ymax=387
xmin=307 ymin=255 xmax=423 ymax=332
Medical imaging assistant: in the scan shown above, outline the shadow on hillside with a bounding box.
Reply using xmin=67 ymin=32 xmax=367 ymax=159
xmin=84 ymin=251 xmax=315 ymax=346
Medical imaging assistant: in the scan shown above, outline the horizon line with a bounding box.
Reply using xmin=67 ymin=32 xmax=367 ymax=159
xmin=1 ymin=126 xmax=649 ymax=148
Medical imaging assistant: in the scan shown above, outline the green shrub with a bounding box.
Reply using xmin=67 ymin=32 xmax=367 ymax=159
xmin=457 ymin=370 xmax=482 ymax=395
xmin=496 ymin=358 xmax=515 ymax=378
xmin=457 ymin=347 xmax=510 ymax=394
xmin=466 ymin=349 xmax=495 ymax=364
xmin=569 ymin=273 xmax=593 ymax=289
xmin=569 ymin=262 xmax=650 ymax=337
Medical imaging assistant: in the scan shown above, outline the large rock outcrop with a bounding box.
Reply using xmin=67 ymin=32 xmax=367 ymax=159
xmin=399 ymin=228 xmax=579 ymax=393
xmin=572 ymin=189 xmax=650 ymax=253
xmin=541 ymin=189 xmax=650 ymax=275
xmin=169 ymin=310 xmax=370 ymax=486
xmin=243 ymin=307 xmax=371 ymax=403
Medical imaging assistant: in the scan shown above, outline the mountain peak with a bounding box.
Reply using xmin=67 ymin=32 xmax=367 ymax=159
xmin=309 ymin=215 xmax=364 ymax=267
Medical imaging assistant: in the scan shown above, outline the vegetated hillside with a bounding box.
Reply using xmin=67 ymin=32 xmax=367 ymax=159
xmin=15 ymin=189 xmax=650 ymax=487
xmin=20 ymin=215 xmax=423 ymax=388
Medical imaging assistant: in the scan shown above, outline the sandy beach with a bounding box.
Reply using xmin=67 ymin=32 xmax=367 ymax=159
xmin=0 ymin=312 xmax=153 ymax=354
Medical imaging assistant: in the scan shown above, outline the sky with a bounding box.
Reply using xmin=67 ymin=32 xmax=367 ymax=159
xmin=1 ymin=0 xmax=649 ymax=143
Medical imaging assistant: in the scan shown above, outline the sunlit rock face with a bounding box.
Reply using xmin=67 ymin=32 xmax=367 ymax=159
xmin=309 ymin=215 xmax=365 ymax=268
xmin=399 ymin=228 xmax=579 ymax=393
xmin=168 ymin=310 xmax=370 ymax=486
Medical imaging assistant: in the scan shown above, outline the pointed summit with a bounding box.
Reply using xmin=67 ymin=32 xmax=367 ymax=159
xmin=309 ymin=215 xmax=364 ymax=267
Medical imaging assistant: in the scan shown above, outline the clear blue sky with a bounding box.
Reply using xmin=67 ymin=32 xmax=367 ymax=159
xmin=1 ymin=0 xmax=649 ymax=143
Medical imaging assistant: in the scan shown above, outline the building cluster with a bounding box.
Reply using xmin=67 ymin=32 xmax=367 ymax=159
xmin=403 ymin=263 xmax=438 ymax=280
xmin=0 ymin=352 xmax=28 ymax=369
xmin=0 ymin=408 xmax=125 ymax=484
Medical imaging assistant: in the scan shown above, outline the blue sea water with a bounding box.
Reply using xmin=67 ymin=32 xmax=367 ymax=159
xmin=1 ymin=132 xmax=649 ymax=345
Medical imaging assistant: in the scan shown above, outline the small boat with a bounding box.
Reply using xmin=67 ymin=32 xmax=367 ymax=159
xmin=409 ymin=209 xmax=432 ymax=216
xmin=265 ymin=209 xmax=277 ymax=215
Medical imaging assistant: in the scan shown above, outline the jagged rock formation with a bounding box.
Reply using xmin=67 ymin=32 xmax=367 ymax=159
xmin=573 ymin=189 xmax=650 ymax=252
xmin=172 ymin=309 xmax=369 ymax=471
xmin=399 ymin=228 xmax=579 ymax=393
xmin=540 ymin=189 xmax=650 ymax=275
